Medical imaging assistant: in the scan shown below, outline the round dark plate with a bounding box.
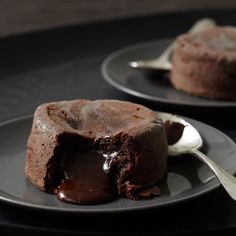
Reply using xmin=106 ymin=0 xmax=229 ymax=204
xmin=101 ymin=39 xmax=236 ymax=108
xmin=0 ymin=114 xmax=236 ymax=214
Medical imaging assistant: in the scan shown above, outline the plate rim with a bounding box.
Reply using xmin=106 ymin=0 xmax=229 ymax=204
xmin=0 ymin=114 xmax=235 ymax=214
xmin=101 ymin=38 xmax=236 ymax=108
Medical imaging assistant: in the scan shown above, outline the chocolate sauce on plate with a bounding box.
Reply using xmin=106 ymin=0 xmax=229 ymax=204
xmin=56 ymin=150 xmax=114 ymax=205
xmin=164 ymin=120 xmax=185 ymax=145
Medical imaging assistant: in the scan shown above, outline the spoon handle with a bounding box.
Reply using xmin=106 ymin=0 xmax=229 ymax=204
xmin=190 ymin=149 xmax=236 ymax=200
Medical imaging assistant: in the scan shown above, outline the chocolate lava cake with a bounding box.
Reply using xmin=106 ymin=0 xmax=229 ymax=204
xmin=171 ymin=26 xmax=236 ymax=100
xmin=25 ymin=99 xmax=168 ymax=204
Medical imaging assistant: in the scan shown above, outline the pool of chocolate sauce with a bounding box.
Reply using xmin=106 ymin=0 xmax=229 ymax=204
xmin=56 ymin=150 xmax=115 ymax=205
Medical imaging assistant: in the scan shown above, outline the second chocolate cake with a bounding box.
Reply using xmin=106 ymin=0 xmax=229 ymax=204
xmin=25 ymin=99 xmax=168 ymax=204
xmin=171 ymin=26 xmax=236 ymax=100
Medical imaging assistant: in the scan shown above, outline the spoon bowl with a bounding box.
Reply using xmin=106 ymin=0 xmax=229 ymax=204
xmin=158 ymin=112 xmax=236 ymax=201
xmin=158 ymin=112 xmax=202 ymax=156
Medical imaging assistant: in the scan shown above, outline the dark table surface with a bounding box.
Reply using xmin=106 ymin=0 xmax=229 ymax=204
xmin=0 ymin=9 xmax=236 ymax=235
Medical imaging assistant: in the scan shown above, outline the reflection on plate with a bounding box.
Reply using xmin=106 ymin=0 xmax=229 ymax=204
xmin=0 ymin=115 xmax=236 ymax=213
xmin=101 ymin=39 xmax=236 ymax=108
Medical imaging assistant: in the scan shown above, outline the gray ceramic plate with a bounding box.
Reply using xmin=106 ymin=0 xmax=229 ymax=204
xmin=0 ymin=114 xmax=236 ymax=214
xmin=101 ymin=39 xmax=236 ymax=108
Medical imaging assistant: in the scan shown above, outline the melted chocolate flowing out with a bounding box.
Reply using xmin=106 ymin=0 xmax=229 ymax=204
xmin=56 ymin=150 xmax=115 ymax=205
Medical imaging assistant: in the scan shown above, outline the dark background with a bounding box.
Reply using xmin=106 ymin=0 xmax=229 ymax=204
xmin=1 ymin=0 xmax=236 ymax=37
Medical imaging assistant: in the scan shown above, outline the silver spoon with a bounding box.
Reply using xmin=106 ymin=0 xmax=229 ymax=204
xmin=129 ymin=18 xmax=217 ymax=72
xmin=158 ymin=112 xmax=236 ymax=201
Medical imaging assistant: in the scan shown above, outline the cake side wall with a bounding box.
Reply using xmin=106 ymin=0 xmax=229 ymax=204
xmin=25 ymin=103 xmax=65 ymax=192
xmin=25 ymin=120 xmax=59 ymax=191
xmin=130 ymin=123 xmax=168 ymax=186
xmin=115 ymin=122 xmax=168 ymax=199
